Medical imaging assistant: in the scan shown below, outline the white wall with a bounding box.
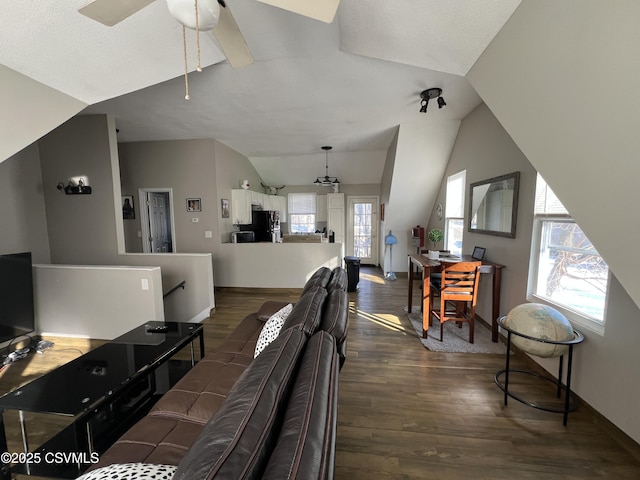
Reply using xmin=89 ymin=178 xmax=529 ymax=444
xmin=0 ymin=65 xmax=86 ymax=163
xmin=120 ymin=253 xmax=215 ymax=323
xmin=382 ymin=117 xmax=461 ymax=274
xmin=36 ymin=115 xmax=216 ymax=325
xmin=427 ymin=102 xmax=640 ymax=445
xmin=0 ymin=144 xmax=51 ymax=263
xmin=468 ymin=0 xmax=640 ymax=312
xmin=217 ymin=243 xmax=342 ymax=288
xmin=34 ymin=265 xmax=163 ymax=340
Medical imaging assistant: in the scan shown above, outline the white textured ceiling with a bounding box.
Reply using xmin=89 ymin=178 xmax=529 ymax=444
xmin=0 ymin=0 xmax=521 ymax=185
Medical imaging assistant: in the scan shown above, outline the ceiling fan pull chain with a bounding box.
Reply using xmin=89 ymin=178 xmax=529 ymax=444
xmin=182 ymin=25 xmax=190 ymax=100
xmin=194 ymin=0 xmax=202 ymax=72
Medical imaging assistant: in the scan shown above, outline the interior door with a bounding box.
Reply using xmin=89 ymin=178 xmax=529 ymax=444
xmin=348 ymin=196 xmax=378 ymax=265
xmin=148 ymin=192 xmax=171 ymax=252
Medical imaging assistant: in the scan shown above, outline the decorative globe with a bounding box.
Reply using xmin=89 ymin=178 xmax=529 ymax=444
xmin=503 ymin=303 xmax=575 ymax=358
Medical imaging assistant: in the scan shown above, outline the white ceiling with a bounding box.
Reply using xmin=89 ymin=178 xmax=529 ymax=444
xmin=0 ymin=0 xmax=521 ymax=185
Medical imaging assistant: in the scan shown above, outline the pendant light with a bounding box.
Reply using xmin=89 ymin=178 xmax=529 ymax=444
xmin=314 ymin=146 xmax=340 ymax=186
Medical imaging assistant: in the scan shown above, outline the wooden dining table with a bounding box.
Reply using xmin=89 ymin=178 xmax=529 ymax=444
xmin=407 ymin=253 xmax=504 ymax=342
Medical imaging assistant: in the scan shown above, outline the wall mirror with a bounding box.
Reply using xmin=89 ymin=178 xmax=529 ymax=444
xmin=468 ymin=171 xmax=520 ymax=238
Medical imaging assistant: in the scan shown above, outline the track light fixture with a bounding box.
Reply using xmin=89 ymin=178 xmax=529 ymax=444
xmin=419 ymin=88 xmax=446 ymax=113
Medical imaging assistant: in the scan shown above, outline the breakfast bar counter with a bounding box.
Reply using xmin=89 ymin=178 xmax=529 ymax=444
xmin=216 ymin=242 xmax=342 ymax=288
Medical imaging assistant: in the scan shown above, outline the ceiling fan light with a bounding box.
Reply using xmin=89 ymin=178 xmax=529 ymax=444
xmin=166 ymin=0 xmax=221 ymax=30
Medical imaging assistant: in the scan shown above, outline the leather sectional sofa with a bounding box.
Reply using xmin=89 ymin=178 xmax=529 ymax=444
xmin=86 ymin=266 xmax=348 ymax=479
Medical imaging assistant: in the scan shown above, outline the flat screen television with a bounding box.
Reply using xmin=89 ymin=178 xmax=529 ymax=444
xmin=0 ymin=252 xmax=35 ymax=344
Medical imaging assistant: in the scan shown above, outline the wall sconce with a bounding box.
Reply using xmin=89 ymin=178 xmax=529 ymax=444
xmin=57 ymin=176 xmax=92 ymax=195
xmin=419 ymin=88 xmax=446 ymax=113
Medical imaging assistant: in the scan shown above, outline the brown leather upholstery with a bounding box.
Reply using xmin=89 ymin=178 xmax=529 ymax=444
xmin=327 ymin=267 xmax=348 ymax=292
xmin=319 ymin=289 xmax=349 ymax=368
xmin=301 ymin=267 xmax=331 ymax=294
xmin=91 ymin=266 xmax=347 ymax=477
xmin=281 ymin=285 xmax=327 ymax=336
xmin=173 ymin=328 xmax=308 ymax=480
xmin=262 ymin=331 xmax=339 ymax=480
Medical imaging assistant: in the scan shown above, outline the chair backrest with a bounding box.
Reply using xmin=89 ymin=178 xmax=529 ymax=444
xmin=440 ymin=261 xmax=482 ymax=304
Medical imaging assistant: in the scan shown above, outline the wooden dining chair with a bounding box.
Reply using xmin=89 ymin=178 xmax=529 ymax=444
xmin=429 ymin=261 xmax=482 ymax=343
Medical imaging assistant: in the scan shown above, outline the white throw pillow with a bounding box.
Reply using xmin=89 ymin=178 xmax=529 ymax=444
xmin=254 ymin=303 xmax=293 ymax=358
xmin=76 ymin=463 xmax=177 ymax=479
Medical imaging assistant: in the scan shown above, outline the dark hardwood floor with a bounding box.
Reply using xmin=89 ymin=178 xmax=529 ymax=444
xmin=1 ymin=265 xmax=639 ymax=479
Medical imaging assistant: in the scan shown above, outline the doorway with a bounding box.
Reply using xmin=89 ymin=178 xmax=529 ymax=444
xmin=347 ymin=196 xmax=379 ymax=265
xmin=138 ymin=188 xmax=176 ymax=253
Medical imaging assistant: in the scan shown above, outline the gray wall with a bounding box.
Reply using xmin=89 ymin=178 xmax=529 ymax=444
xmin=426 ymin=102 xmax=640 ymax=446
xmin=39 ymin=115 xmax=121 ymax=264
xmin=0 ymin=144 xmax=51 ymax=263
xmin=119 ymin=139 xmax=218 ymax=254
xmin=468 ymin=0 xmax=640 ymax=314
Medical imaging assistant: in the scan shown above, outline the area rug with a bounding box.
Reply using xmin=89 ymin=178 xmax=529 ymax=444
xmin=405 ymin=307 xmax=507 ymax=354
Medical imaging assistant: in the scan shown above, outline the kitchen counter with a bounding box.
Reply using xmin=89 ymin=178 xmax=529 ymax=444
xmin=281 ymin=234 xmax=328 ymax=243
xmin=216 ymin=242 xmax=342 ymax=288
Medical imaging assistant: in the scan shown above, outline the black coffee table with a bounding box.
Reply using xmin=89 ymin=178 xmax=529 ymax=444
xmin=0 ymin=321 xmax=204 ymax=479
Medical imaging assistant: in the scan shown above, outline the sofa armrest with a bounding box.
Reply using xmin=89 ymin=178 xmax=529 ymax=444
xmin=257 ymin=301 xmax=292 ymax=321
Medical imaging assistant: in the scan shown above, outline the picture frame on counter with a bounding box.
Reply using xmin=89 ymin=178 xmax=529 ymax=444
xmin=187 ymin=198 xmax=201 ymax=212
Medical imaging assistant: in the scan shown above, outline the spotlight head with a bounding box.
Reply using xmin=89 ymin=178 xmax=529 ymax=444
xmin=419 ymin=88 xmax=443 ymax=113
xmin=437 ymin=96 xmax=446 ymax=109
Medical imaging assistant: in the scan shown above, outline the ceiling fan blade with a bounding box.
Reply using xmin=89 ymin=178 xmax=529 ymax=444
xmin=256 ymin=0 xmax=340 ymax=23
xmin=78 ymin=0 xmax=156 ymax=26
xmin=212 ymin=3 xmax=254 ymax=68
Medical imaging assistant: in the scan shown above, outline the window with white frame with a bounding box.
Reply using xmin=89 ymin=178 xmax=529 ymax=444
xmin=288 ymin=193 xmax=317 ymax=233
xmin=445 ymin=170 xmax=466 ymax=255
xmin=528 ymin=174 xmax=609 ymax=330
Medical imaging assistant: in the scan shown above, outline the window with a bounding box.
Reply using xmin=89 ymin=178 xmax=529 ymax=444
xmin=288 ymin=193 xmax=316 ymax=233
xmin=445 ymin=170 xmax=466 ymax=255
xmin=528 ymin=174 xmax=609 ymax=331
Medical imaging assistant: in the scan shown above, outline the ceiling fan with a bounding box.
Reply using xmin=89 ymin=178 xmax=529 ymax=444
xmin=78 ymin=0 xmax=341 ymax=69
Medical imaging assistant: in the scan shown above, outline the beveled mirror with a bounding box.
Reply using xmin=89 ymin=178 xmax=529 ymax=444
xmin=468 ymin=171 xmax=520 ymax=238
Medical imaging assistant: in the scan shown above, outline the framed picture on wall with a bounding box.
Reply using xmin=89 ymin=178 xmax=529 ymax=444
xmin=122 ymin=195 xmax=135 ymax=219
xmin=187 ymin=198 xmax=201 ymax=212
xmin=221 ymin=198 xmax=230 ymax=218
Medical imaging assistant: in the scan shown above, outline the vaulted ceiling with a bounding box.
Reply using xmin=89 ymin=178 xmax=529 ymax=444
xmin=0 ymin=0 xmax=521 ymax=185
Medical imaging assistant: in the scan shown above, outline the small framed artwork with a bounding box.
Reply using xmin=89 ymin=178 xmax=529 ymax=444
xmin=122 ymin=195 xmax=135 ymax=219
xmin=380 ymin=203 xmax=385 ymax=221
xmin=187 ymin=198 xmax=201 ymax=212
xmin=221 ymin=198 xmax=230 ymax=218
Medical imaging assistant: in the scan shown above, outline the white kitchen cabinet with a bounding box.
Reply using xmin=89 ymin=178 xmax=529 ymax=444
xmin=316 ymin=195 xmax=327 ymax=222
xmin=271 ymin=195 xmax=287 ymax=218
xmin=231 ymin=189 xmax=252 ymax=225
xmin=250 ymin=190 xmax=264 ymax=208
xmin=327 ymin=193 xmax=344 ymax=244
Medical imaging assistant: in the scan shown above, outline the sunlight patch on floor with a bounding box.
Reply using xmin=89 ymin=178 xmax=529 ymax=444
xmin=349 ymin=302 xmax=409 ymax=334
xmin=359 ymin=272 xmax=386 ymax=285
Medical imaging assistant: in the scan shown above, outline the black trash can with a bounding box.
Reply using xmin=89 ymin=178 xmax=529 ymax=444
xmin=344 ymin=256 xmax=361 ymax=292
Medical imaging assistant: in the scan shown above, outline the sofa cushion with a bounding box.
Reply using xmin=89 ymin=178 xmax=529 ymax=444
xmin=217 ymin=313 xmax=265 ymax=356
xmin=149 ymin=352 xmax=253 ymax=424
xmin=326 ymin=267 xmax=347 ymax=292
xmin=89 ymin=416 xmax=205 ymax=470
xmin=262 ymin=331 xmax=339 ymax=480
xmin=172 ymin=327 xmax=307 ymax=480
xmin=254 ymin=303 xmax=293 ymax=357
xmin=319 ymin=289 xmax=349 ymax=367
xmin=280 ymin=285 xmax=327 ymax=337
xmin=301 ymin=267 xmax=331 ymax=294
xmin=256 ymin=300 xmax=292 ymax=321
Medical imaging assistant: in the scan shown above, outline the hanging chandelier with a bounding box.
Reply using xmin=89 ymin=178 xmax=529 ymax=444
xmin=314 ymin=146 xmax=340 ymax=186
